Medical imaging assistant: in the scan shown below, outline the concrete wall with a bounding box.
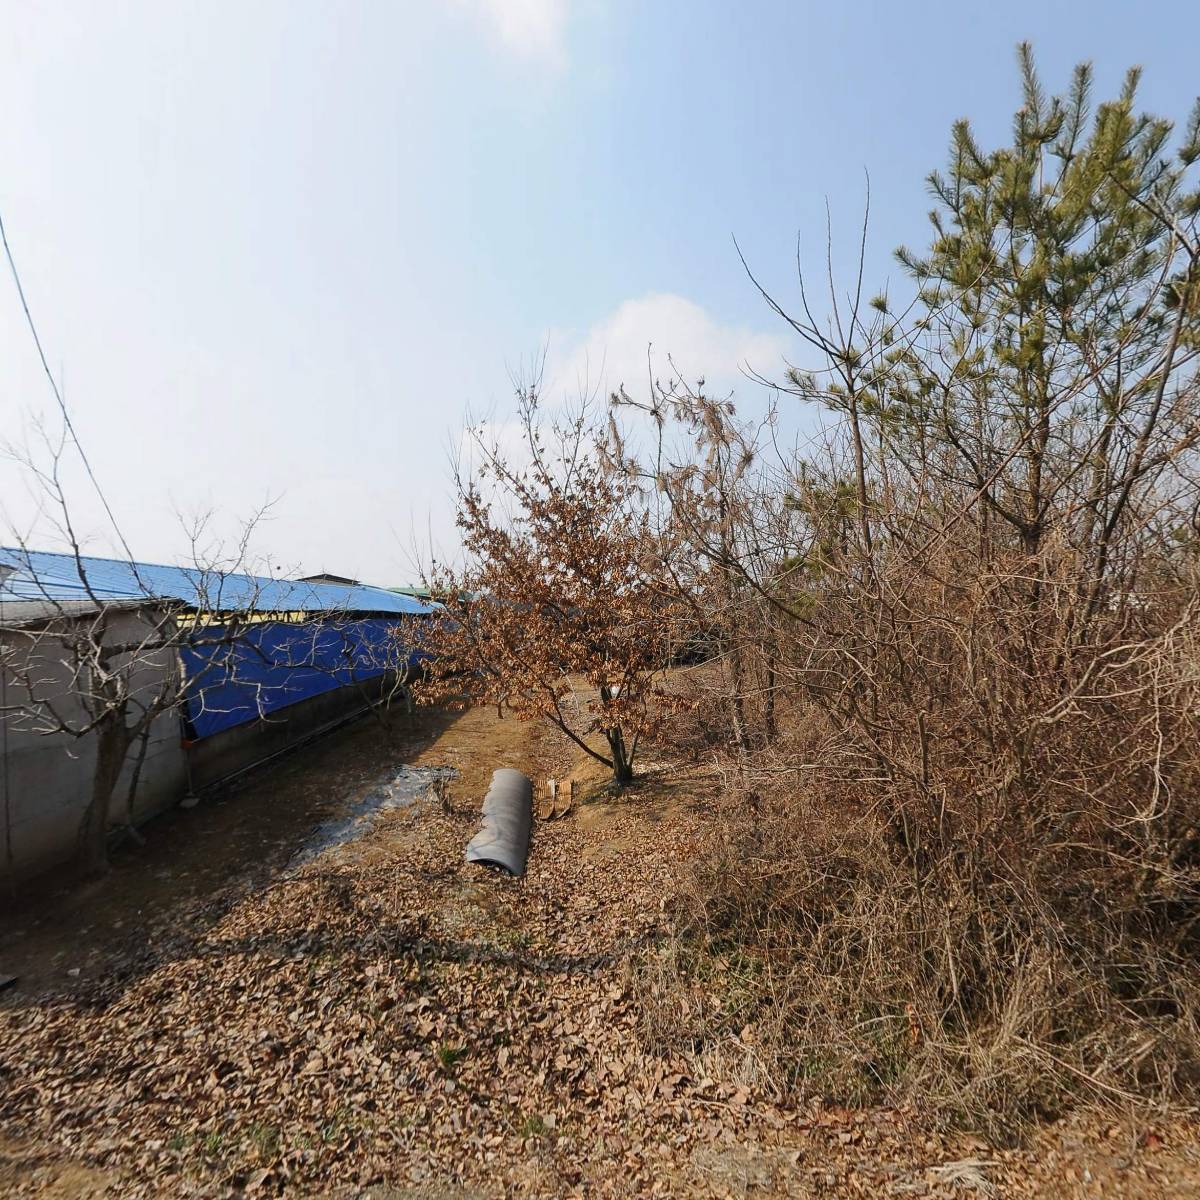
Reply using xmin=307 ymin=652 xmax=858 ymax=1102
xmin=0 ymin=607 xmax=187 ymax=884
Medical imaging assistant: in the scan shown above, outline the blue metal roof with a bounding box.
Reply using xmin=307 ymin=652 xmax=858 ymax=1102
xmin=0 ymin=547 xmax=433 ymax=617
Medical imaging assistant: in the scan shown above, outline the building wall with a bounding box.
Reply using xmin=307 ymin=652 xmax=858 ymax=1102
xmin=1 ymin=607 xmax=408 ymax=887
xmin=0 ymin=607 xmax=187 ymax=884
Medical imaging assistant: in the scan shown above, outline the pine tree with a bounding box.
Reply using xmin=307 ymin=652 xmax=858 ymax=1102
xmin=887 ymin=45 xmax=1200 ymax=605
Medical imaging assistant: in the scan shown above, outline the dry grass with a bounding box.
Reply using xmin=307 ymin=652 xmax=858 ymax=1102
xmin=635 ymin=586 xmax=1200 ymax=1140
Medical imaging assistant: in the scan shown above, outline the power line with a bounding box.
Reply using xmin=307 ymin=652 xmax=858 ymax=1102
xmin=0 ymin=205 xmax=138 ymax=566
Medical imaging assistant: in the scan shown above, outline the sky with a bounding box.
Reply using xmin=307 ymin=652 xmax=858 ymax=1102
xmin=1 ymin=0 xmax=1196 ymax=585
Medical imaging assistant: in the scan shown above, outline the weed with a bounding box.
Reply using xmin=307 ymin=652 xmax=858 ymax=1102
xmin=497 ymin=927 xmax=531 ymax=951
xmin=246 ymin=1122 xmax=280 ymax=1162
xmin=520 ymin=1114 xmax=548 ymax=1138
xmin=437 ymin=1043 xmax=467 ymax=1072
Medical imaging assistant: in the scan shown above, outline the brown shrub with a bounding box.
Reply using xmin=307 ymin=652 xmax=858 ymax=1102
xmin=638 ymin=569 xmax=1200 ymax=1137
xmin=620 ymin=52 xmax=1200 ymax=1135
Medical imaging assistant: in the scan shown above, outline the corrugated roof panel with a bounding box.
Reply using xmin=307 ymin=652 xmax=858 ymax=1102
xmin=0 ymin=547 xmax=433 ymax=617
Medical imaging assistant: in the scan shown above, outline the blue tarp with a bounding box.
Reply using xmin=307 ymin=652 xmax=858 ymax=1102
xmin=0 ymin=546 xmax=439 ymax=741
xmin=181 ymin=618 xmax=427 ymax=739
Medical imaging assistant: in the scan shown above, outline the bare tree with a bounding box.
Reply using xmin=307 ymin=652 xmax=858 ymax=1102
xmin=0 ymin=440 xmax=279 ymax=877
xmin=1 ymin=206 xmax=423 ymax=878
xmin=411 ymin=381 xmax=682 ymax=785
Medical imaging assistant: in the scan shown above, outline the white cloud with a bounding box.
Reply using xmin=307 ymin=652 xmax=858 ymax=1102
xmin=546 ymin=292 xmax=790 ymax=407
xmin=454 ymin=0 xmax=569 ymax=70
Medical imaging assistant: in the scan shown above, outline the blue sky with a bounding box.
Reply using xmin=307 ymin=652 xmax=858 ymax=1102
xmin=1 ymin=1 xmax=1196 ymax=582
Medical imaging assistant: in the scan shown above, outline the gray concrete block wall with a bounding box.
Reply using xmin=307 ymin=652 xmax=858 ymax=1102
xmin=0 ymin=607 xmax=187 ymax=884
xmin=1 ymin=706 xmax=186 ymax=882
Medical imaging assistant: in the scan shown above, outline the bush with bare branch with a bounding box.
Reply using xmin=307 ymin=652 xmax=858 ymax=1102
xmin=412 ymin=386 xmax=683 ymax=785
xmin=630 ymin=48 xmax=1200 ymax=1132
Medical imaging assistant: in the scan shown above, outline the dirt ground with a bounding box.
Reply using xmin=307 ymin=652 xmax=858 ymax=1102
xmin=0 ymin=707 xmax=472 ymax=998
xmin=2 ymin=702 xmax=1199 ymax=1198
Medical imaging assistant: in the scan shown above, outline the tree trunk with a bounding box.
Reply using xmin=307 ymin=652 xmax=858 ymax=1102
xmin=727 ymin=643 xmax=752 ymax=756
xmin=763 ymin=651 xmax=777 ymax=744
xmin=846 ymin=387 xmax=873 ymax=559
xmin=78 ymin=717 xmax=130 ymax=877
xmin=607 ymin=727 xmax=634 ymax=786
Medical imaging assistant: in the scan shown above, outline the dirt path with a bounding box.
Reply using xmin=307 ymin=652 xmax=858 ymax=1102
xmin=2 ymin=704 xmax=1198 ymax=1198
